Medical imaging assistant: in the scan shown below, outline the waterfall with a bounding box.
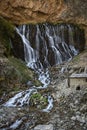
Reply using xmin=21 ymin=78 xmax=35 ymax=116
xmin=16 ymin=23 xmax=80 ymax=89
xmin=4 ymin=23 xmax=84 ymax=111
xmin=16 ymin=23 xmax=79 ymax=68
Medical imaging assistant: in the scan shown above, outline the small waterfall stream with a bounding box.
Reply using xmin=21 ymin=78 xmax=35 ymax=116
xmin=4 ymin=23 xmax=84 ymax=112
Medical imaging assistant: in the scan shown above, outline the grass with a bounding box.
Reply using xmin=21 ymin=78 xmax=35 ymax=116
xmin=8 ymin=56 xmax=42 ymax=86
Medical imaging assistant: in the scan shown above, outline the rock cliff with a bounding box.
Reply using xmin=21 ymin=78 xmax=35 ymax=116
xmin=0 ymin=0 xmax=87 ymax=44
xmin=0 ymin=0 xmax=86 ymax=25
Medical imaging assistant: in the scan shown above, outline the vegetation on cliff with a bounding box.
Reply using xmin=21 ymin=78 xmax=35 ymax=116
xmin=0 ymin=17 xmax=14 ymax=56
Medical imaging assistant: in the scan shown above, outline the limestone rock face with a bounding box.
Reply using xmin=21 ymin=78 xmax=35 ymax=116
xmin=0 ymin=0 xmax=87 ymax=26
xmin=0 ymin=0 xmax=87 ymax=45
xmin=0 ymin=0 xmax=65 ymax=24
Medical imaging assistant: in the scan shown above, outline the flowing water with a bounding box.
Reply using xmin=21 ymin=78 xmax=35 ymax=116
xmin=4 ymin=23 xmax=81 ymax=111
xmin=17 ymin=24 xmax=79 ymax=68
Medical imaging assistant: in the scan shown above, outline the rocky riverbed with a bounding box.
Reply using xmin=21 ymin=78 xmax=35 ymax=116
xmin=0 ymin=50 xmax=87 ymax=130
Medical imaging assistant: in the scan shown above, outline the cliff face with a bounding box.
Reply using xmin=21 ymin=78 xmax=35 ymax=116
xmin=0 ymin=0 xmax=65 ymax=24
xmin=0 ymin=0 xmax=87 ymax=25
xmin=0 ymin=0 xmax=87 ymax=45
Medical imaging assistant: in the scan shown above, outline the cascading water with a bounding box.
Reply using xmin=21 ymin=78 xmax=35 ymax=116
xmin=4 ymin=23 xmax=84 ymax=112
xmin=16 ymin=23 xmax=79 ymax=68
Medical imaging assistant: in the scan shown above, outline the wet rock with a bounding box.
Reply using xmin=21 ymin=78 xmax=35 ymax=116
xmin=80 ymin=105 xmax=87 ymax=113
xmin=27 ymin=81 xmax=33 ymax=87
xmin=0 ymin=106 xmax=51 ymax=130
xmin=71 ymin=116 xmax=76 ymax=121
xmin=9 ymin=119 xmax=23 ymax=129
xmin=34 ymin=124 xmax=53 ymax=130
xmin=11 ymin=31 xmax=24 ymax=61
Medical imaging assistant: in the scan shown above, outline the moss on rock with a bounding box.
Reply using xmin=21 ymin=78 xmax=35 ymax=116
xmin=8 ymin=57 xmax=42 ymax=86
xmin=8 ymin=57 xmax=34 ymax=83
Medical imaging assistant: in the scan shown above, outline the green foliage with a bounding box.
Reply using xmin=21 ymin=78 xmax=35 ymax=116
xmin=30 ymin=92 xmax=48 ymax=109
xmin=0 ymin=17 xmax=15 ymax=56
xmin=8 ymin=57 xmax=34 ymax=83
xmin=8 ymin=57 xmax=42 ymax=86
xmin=0 ymin=17 xmax=14 ymax=38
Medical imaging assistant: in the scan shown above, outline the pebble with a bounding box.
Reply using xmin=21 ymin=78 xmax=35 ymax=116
xmin=71 ymin=116 xmax=76 ymax=121
xmin=76 ymin=111 xmax=81 ymax=115
xmin=75 ymin=100 xmax=79 ymax=104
